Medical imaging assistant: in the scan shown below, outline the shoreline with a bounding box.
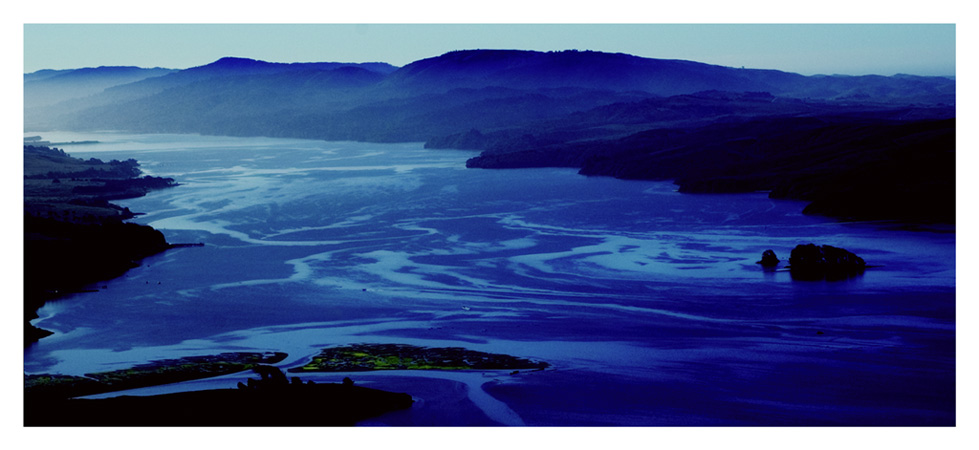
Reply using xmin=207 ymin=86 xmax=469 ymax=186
xmin=22 ymin=133 xmax=955 ymax=426
xmin=23 ymin=142 xmax=180 ymax=346
xmin=24 ymin=344 xmax=553 ymax=426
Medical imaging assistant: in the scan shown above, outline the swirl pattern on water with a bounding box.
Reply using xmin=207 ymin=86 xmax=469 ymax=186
xmin=24 ymin=132 xmax=955 ymax=426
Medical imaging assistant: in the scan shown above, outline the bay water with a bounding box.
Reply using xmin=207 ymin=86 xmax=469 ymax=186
xmin=25 ymin=132 xmax=955 ymax=425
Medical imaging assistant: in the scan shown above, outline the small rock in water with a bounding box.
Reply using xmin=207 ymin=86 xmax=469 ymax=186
xmin=757 ymin=249 xmax=780 ymax=267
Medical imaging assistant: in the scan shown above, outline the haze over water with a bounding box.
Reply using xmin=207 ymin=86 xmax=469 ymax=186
xmin=25 ymin=132 xmax=955 ymax=425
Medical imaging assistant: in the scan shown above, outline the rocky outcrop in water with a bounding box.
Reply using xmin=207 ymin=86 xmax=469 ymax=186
xmin=788 ymin=243 xmax=866 ymax=280
xmin=757 ymin=249 xmax=780 ymax=267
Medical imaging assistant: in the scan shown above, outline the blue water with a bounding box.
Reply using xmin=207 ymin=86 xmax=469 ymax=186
xmin=25 ymin=132 xmax=955 ymax=426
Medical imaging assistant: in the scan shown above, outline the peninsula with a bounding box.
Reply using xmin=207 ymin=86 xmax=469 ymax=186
xmin=23 ymin=143 xmax=179 ymax=345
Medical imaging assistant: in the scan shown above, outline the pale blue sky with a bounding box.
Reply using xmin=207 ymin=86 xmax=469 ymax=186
xmin=23 ymin=23 xmax=956 ymax=77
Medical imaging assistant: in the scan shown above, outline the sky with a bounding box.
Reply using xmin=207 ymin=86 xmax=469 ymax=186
xmin=21 ymin=23 xmax=956 ymax=77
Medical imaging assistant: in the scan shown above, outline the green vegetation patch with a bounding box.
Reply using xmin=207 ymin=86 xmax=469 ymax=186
xmin=290 ymin=343 xmax=549 ymax=373
xmin=26 ymin=352 xmax=287 ymax=399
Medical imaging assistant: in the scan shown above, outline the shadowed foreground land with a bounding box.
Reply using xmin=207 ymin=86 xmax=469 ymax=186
xmin=24 ymin=355 xmax=415 ymax=426
xmin=24 ymin=345 xmax=557 ymax=426
xmin=25 ymin=352 xmax=288 ymax=399
xmin=25 ymin=381 xmax=414 ymax=426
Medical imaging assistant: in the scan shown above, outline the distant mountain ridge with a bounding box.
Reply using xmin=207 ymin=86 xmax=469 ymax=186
xmin=25 ymin=49 xmax=954 ymax=137
xmin=24 ymin=66 xmax=176 ymax=108
xmin=23 ymin=57 xmax=400 ymax=131
xmin=385 ymin=49 xmax=795 ymax=95
xmin=23 ymin=49 xmax=955 ymax=222
xmin=382 ymin=50 xmax=954 ymax=101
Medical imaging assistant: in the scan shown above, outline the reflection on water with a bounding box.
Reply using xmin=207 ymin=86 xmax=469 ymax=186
xmin=25 ymin=132 xmax=955 ymax=425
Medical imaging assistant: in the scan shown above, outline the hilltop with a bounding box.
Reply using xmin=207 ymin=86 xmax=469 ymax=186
xmin=26 ymin=49 xmax=954 ymax=140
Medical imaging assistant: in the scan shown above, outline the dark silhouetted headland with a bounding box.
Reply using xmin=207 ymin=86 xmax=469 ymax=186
xmin=23 ymin=144 xmax=180 ymax=345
